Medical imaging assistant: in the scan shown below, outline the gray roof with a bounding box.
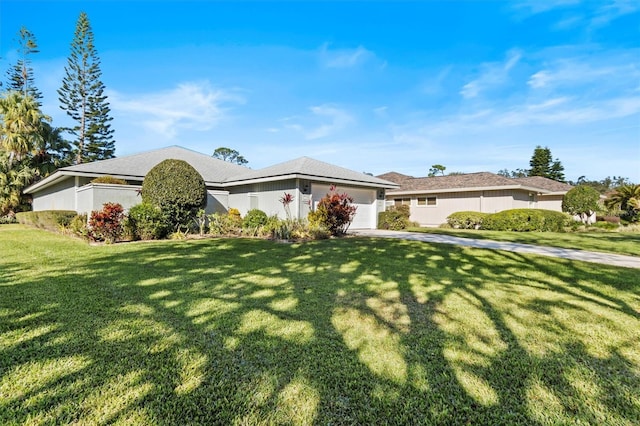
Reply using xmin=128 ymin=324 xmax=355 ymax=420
xmin=226 ymin=156 xmax=398 ymax=188
xmin=26 ymin=146 xmax=397 ymax=194
xmin=381 ymin=171 xmax=572 ymax=194
xmin=57 ymin=145 xmax=249 ymax=183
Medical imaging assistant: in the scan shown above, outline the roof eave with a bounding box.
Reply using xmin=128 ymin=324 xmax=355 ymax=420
xmin=386 ymin=183 xmax=569 ymax=196
xmin=222 ymin=173 xmax=398 ymax=189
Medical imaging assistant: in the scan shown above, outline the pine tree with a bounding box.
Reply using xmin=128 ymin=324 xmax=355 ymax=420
xmin=58 ymin=11 xmax=115 ymax=164
xmin=549 ymin=158 xmax=565 ymax=182
xmin=528 ymin=146 xmax=565 ymax=182
xmin=5 ymin=27 xmax=43 ymax=103
xmin=528 ymin=146 xmax=552 ymax=177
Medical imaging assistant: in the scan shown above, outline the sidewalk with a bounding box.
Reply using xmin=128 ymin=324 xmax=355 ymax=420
xmin=351 ymin=229 xmax=640 ymax=269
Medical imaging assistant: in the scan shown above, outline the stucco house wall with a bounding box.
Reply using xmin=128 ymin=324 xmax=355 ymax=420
xmin=30 ymin=177 xmax=77 ymax=212
xmin=537 ymin=194 xmax=564 ymax=211
xmin=228 ymin=179 xmax=298 ymax=218
xmin=394 ymin=189 xmax=529 ymax=227
xmin=380 ymin=171 xmax=573 ymax=227
xmin=75 ymin=183 xmax=142 ymax=215
xmin=206 ymin=190 xmax=229 ymax=214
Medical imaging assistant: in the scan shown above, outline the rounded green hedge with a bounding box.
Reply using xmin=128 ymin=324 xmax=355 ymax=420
xmin=126 ymin=202 xmax=169 ymax=240
xmin=243 ymin=209 xmax=268 ymax=229
xmin=481 ymin=209 xmax=570 ymax=232
xmin=378 ymin=204 xmax=411 ymax=230
xmin=447 ymin=211 xmax=490 ymax=229
xmin=141 ymin=159 xmax=206 ymax=229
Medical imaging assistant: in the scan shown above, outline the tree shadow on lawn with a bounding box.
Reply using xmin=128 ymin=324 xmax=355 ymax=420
xmin=1 ymin=236 xmax=639 ymax=425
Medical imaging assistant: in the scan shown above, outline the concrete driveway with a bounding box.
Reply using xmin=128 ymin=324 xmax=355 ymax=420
xmin=351 ymin=229 xmax=640 ymax=269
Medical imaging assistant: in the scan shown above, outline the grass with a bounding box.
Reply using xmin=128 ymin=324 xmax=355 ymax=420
xmin=407 ymin=226 xmax=640 ymax=257
xmin=1 ymin=223 xmax=639 ymax=425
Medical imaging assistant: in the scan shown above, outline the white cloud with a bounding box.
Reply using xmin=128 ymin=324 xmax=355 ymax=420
xmin=305 ymin=105 xmax=353 ymax=139
xmin=319 ymin=43 xmax=375 ymax=68
xmin=373 ymin=106 xmax=388 ymax=117
xmin=514 ymin=0 xmax=639 ymax=28
xmin=109 ymin=81 xmax=244 ymax=138
xmin=281 ymin=104 xmax=353 ymax=140
xmin=460 ymin=49 xmax=522 ymax=99
xmin=512 ymin=0 xmax=580 ymax=15
xmin=591 ymin=0 xmax=640 ymax=27
xmin=527 ymin=58 xmax=640 ymax=90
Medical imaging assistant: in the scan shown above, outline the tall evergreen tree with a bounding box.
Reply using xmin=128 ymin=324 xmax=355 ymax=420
xmin=58 ymin=11 xmax=115 ymax=164
xmin=549 ymin=158 xmax=565 ymax=182
xmin=5 ymin=27 xmax=43 ymax=103
xmin=528 ymin=145 xmax=565 ymax=182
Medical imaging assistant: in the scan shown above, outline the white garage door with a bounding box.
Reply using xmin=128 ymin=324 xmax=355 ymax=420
xmin=311 ymin=184 xmax=375 ymax=229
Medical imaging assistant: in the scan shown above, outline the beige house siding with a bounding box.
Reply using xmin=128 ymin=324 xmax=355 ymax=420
xmin=538 ymin=194 xmax=564 ymax=211
xmin=390 ymin=188 xmax=562 ymax=227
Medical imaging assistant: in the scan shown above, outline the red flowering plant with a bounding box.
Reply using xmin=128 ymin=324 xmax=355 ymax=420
xmin=88 ymin=202 xmax=125 ymax=243
xmin=279 ymin=192 xmax=294 ymax=220
xmin=312 ymin=185 xmax=357 ymax=236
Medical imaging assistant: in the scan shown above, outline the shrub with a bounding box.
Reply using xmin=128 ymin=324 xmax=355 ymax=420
xmin=208 ymin=212 xmax=242 ymax=236
xmin=308 ymin=223 xmax=331 ymax=240
xmin=91 ymin=176 xmax=128 ymax=185
xmin=16 ymin=210 xmax=77 ymax=231
xmin=126 ymin=202 xmax=169 ymax=240
xmin=243 ymin=209 xmax=268 ymax=230
xmin=69 ymin=214 xmax=89 ymax=238
xmin=562 ymin=185 xmax=600 ymax=224
xmin=195 ymin=209 xmax=207 ymax=236
xmin=141 ymin=159 xmax=207 ymax=231
xmin=265 ymin=217 xmax=310 ymax=241
xmin=446 ymin=211 xmax=490 ymax=229
xmin=605 ymin=184 xmax=640 ymax=223
xmin=312 ymin=185 xmax=357 ymax=236
xmin=88 ymin=203 xmax=125 ymax=243
xmin=481 ymin=209 xmax=570 ymax=232
xmin=378 ymin=205 xmax=411 ymax=230
xmin=228 ymin=208 xmax=242 ymax=224
xmin=592 ymin=221 xmax=619 ymax=231
xmin=0 ymin=215 xmax=17 ymax=224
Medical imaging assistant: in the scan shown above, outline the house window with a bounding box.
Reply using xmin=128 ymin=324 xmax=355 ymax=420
xmin=417 ymin=196 xmax=436 ymax=206
xmin=394 ymin=198 xmax=410 ymax=206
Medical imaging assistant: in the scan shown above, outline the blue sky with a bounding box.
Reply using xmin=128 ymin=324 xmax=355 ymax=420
xmin=1 ymin=1 xmax=639 ymax=182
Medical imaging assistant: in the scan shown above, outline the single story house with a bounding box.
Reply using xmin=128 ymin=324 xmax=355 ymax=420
xmin=378 ymin=171 xmax=574 ymax=227
xmin=24 ymin=146 xmax=398 ymax=229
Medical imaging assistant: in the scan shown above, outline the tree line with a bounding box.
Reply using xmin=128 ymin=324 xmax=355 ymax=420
xmin=0 ymin=12 xmax=114 ymax=216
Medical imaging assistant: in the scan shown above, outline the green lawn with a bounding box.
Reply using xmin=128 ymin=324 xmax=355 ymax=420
xmin=407 ymin=226 xmax=640 ymax=257
xmin=1 ymin=224 xmax=639 ymax=425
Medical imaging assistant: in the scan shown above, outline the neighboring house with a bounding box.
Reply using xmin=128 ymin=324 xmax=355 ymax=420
xmin=24 ymin=146 xmax=398 ymax=229
xmin=378 ymin=171 xmax=573 ymax=227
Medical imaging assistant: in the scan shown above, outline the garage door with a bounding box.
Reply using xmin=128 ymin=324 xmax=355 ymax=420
xmin=311 ymin=184 xmax=375 ymax=229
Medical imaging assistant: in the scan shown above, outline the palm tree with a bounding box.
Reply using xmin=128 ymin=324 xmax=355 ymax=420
xmin=0 ymin=152 xmax=36 ymax=215
xmin=32 ymin=122 xmax=72 ymax=178
xmin=605 ymin=184 xmax=640 ymax=221
xmin=0 ymin=91 xmax=47 ymax=164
